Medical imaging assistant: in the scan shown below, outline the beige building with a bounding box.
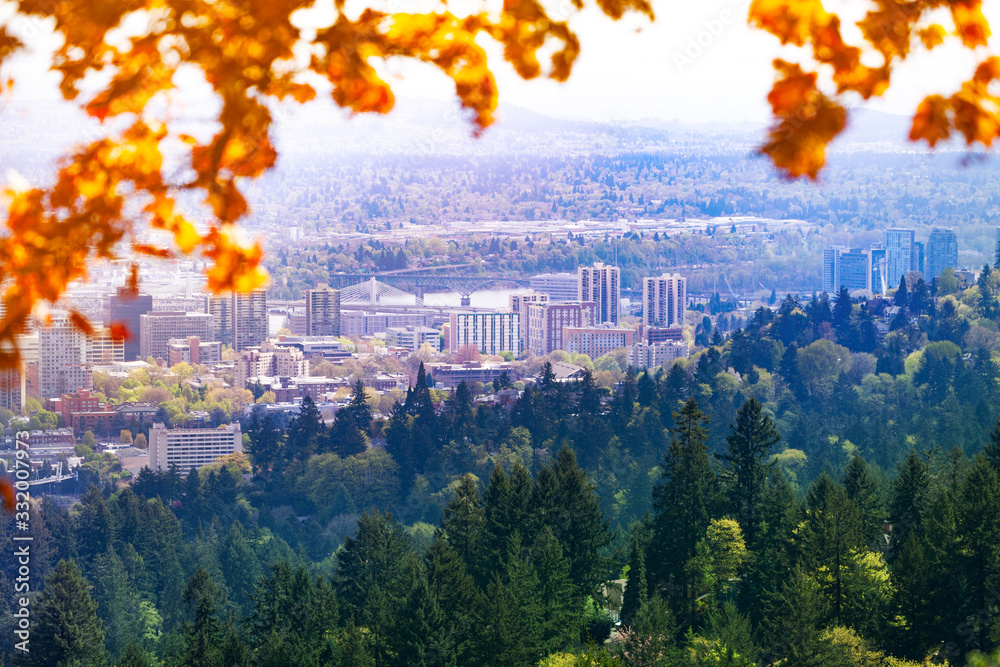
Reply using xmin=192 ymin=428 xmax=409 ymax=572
xmin=204 ymin=289 xmax=269 ymax=352
xmin=642 ymin=273 xmax=687 ymax=328
xmin=627 ymin=341 xmax=689 ymax=371
xmin=167 ymin=337 xmax=223 ymax=366
xmin=510 ymin=290 xmax=549 ymax=350
xmin=563 ymin=324 xmax=637 ymax=359
xmin=449 ymin=312 xmax=520 ymax=356
xmin=526 ymin=301 xmax=597 ymax=355
xmin=234 ymin=340 xmax=309 ymax=388
xmin=578 ymin=263 xmax=621 ymax=325
xmin=140 ymin=311 xmax=213 ymax=362
xmin=148 ymin=422 xmax=242 ymax=474
xmin=306 ymin=284 xmax=341 ymax=336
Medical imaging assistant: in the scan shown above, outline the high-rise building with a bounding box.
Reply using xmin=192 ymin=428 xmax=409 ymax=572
xmin=642 ymin=273 xmax=686 ymax=328
xmin=109 ymin=287 xmax=153 ymax=361
xmin=822 ymin=247 xmax=873 ymax=294
xmin=305 ymin=284 xmax=341 ymax=336
xmin=140 ymin=311 xmax=213 ymax=361
xmin=510 ymin=290 xmax=550 ymax=349
xmin=205 ymin=289 xmax=269 ymax=351
xmin=526 ymin=301 xmax=597 ymax=355
xmin=529 ymin=272 xmax=579 ymax=302
xmin=38 ymin=314 xmax=90 ymax=401
xmin=0 ymin=362 xmax=25 ymax=413
xmin=449 ymin=312 xmax=520 ymax=356
xmin=883 ymin=228 xmax=915 ymax=290
xmin=148 ymin=422 xmax=242 ymax=474
xmin=578 ymin=263 xmax=621 ymax=325
xmin=926 ymin=228 xmax=958 ymax=281
xmin=340 ymin=311 xmax=431 ymax=336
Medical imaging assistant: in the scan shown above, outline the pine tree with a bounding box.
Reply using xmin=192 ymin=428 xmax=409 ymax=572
xmin=31 ymin=559 xmax=107 ymax=667
xmin=348 ymin=379 xmax=373 ymax=433
xmin=895 ymin=275 xmax=909 ymax=309
xmin=93 ymin=547 xmax=153 ymax=661
xmin=287 ymin=395 xmax=324 ymax=461
xmin=477 ymin=537 xmax=543 ymax=667
xmin=958 ymin=454 xmax=1000 ymax=652
xmin=718 ymin=396 xmax=781 ymax=548
xmin=439 ymin=474 xmax=486 ymax=583
xmin=179 ymin=567 xmax=227 ymax=667
xmin=116 ymin=642 xmax=154 ymax=667
xmin=843 ymin=454 xmax=885 ymax=547
xmin=393 ymin=574 xmax=458 ymax=667
xmin=531 ymin=526 xmax=580 ymax=653
xmin=620 ymin=517 xmax=651 ymax=626
xmin=888 ymin=450 xmax=930 ymax=557
xmin=339 ymin=618 xmax=374 ymax=667
xmin=424 ymin=534 xmax=481 ymax=665
xmin=762 ymin=567 xmax=834 ymax=667
xmin=651 ymin=398 xmax=721 ymax=619
xmin=801 ymin=473 xmax=862 ymax=623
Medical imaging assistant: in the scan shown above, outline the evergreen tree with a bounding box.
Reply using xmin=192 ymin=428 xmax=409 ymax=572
xmin=439 ymin=474 xmax=486 ymax=583
xmin=801 ymin=474 xmax=862 ymax=623
xmin=286 ymin=395 xmax=324 ymax=461
xmin=620 ymin=517 xmax=651 ymax=626
xmin=651 ymin=398 xmax=722 ymax=623
xmin=888 ymin=450 xmax=930 ymax=557
xmin=393 ymin=574 xmax=458 ymax=667
xmin=179 ymin=567 xmax=228 ymax=667
xmin=424 ymin=534 xmax=481 ymax=665
xmin=31 ymin=559 xmax=107 ymax=667
xmin=762 ymin=567 xmax=835 ymax=667
xmin=717 ymin=396 xmax=781 ymax=548
xmin=531 ymin=526 xmax=580 ymax=653
xmin=348 ymin=379 xmax=373 ymax=433
xmin=117 ymin=642 xmax=154 ymax=667
xmin=842 ymin=454 xmax=884 ymax=547
xmin=895 ymin=276 xmax=908 ymax=309
xmin=477 ymin=538 xmax=543 ymax=667
xmin=958 ymin=454 xmax=1000 ymax=652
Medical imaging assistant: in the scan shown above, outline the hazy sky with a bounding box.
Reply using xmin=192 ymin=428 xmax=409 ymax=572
xmin=2 ymin=0 xmax=999 ymax=123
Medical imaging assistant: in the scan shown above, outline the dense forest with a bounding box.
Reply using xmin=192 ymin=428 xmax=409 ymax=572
xmin=14 ymin=262 xmax=1000 ymax=664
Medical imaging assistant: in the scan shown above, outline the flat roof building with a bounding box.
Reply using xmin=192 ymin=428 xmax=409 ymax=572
xmin=148 ymin=422 xmax=242 ymax=474
xmin=449 ymin=312 xmax=520 ymax=356
xmin=306 ymin=284 xmax=341 ymax=337
xmin=140 ymin=311 xmax=213 ymax=362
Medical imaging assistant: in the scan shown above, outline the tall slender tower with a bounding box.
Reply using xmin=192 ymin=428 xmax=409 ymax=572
xmin=578 ymin=263 xmax=621 ymax=325
xmin=305 ymin=284 xmax=341 ymax=336
xmin=642 ymin=274 xmax=686 ymax=328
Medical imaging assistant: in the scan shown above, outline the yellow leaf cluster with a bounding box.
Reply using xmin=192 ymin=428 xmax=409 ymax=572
xmin=749 ymin=0 xmax=995 ymax=179
xmin=0 ymin=0 xmax=651 ymax=367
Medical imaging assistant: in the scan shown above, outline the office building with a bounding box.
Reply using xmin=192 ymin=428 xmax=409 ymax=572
xmin=167 ymin=337 xmax=223 ymax=366
xmin=0 ymin=363 xmax=25 ymax=413
xmin=386 ymin=326 xmax=441 ymax=352
xmin=205 ymin=289 xmax=268 ymax=351
xmin=37 ymin=314 xmax=120 ymax=401
xmin=340 ymin=311 xmax=432 ymax=336
xmin=305 ymin=284 xmax=341 ymax=336
xmin=234 ymin=340 xmax=310 ymax=388
xmin=449 ymin=312 xmax=520 ymax=356
xmin=926 ymin=228 xmax=958 ymax=281
xmin=883 ymin=228 xmax=915 ymax=290
xmin=87 ymin=327 xmax=126 ymax=366
xmin=526 ymin=301 xmax=597 ymax=355
xmin=148 ymin=422 xmax=242 ymax=474
xmin=823 ymin=247 xmax=873 ymax=294
xmin=423 ymin=361 xmax=516 ymax=388
xmin=644 ymin=326 xmax=685 ymax=344
xmin=642 ymin=273 xmax=687 ymax=327
xmin=271 ymin=335 xmax=350 ymax=360
xmin=578 ymin=263 xmax=621 ymax=325
xmin=510 ymin=290 xmax=550 ymax=349
xmin=140 ymin=311 xmax=213 ymax=361
xmin=529 ymin=272 xmax=579 ymax=302
xmin=109 ymin=287 xmax=153 ymax=361
xmin=563 ymin=325 xmax=637 ymax=359
xmin=627 ymin=341 xmax=690 ymax=370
